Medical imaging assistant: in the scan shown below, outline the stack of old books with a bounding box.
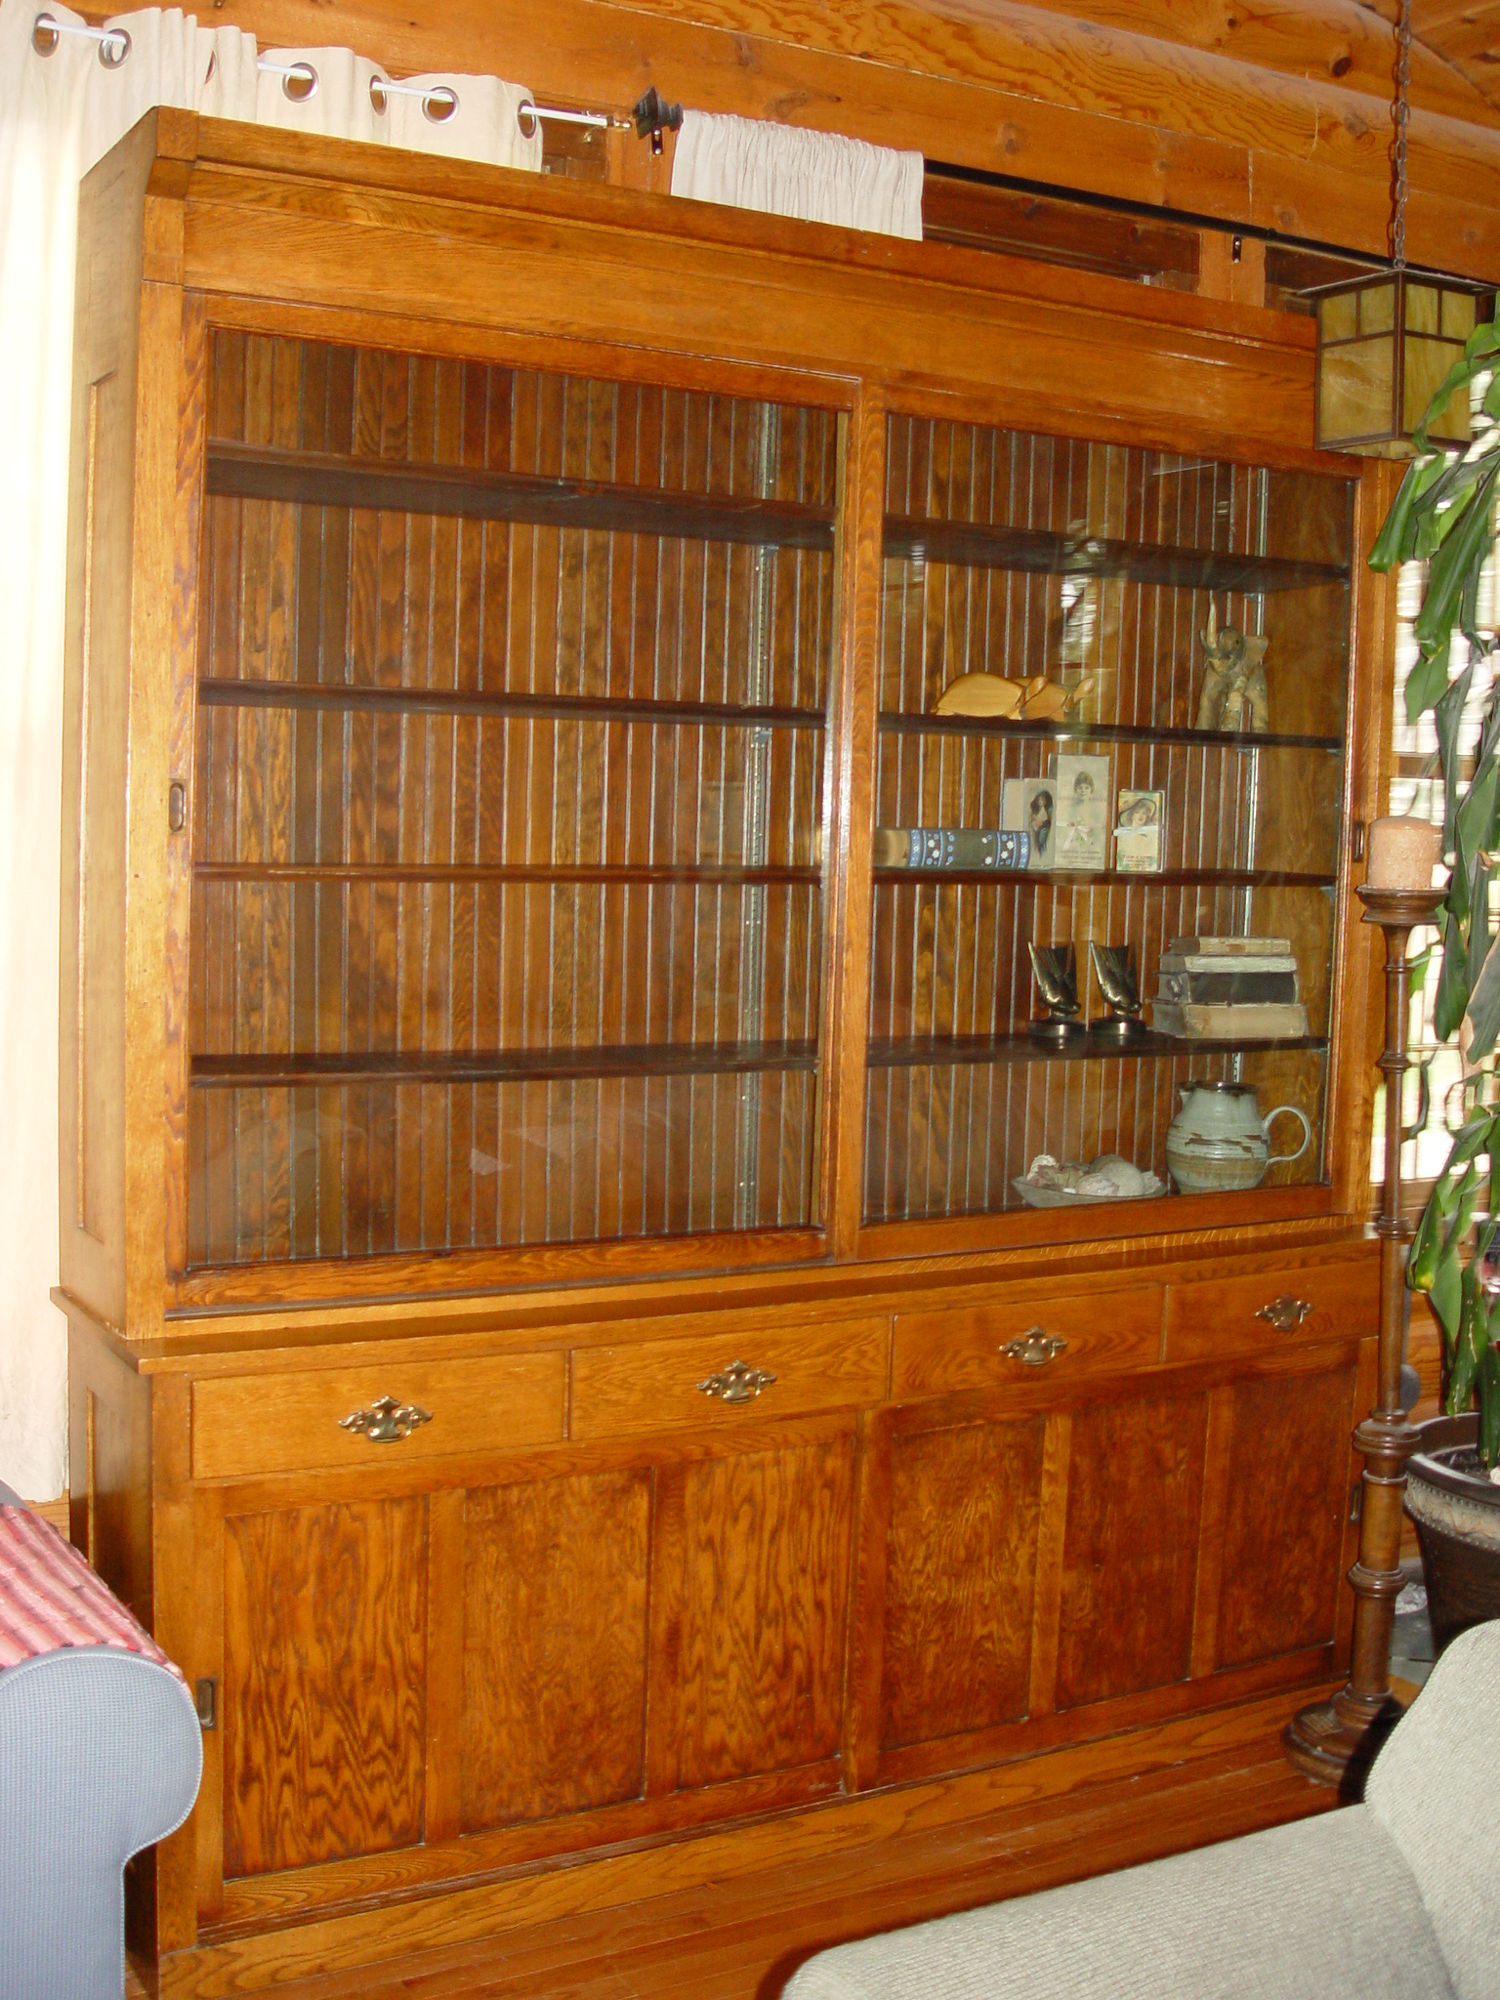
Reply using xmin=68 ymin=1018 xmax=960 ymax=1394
xmin=1151 ymin=935 xmax=1307 ymax=1039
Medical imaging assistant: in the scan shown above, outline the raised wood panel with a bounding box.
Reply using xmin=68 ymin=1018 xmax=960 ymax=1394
xmin=1214 ymin=1361 xmax=1357 ymax=1670
xmin=192 ymin=1350 xmax=565 ymax=1479
xmin=222 ymin=1496 xmax=427 ymax=1876
xmin=664 ymin=1436 xmax=853 ymax=1791
xmin=1054 ymin=1390 xmax=1207 ymax=1710
xmin=880 ymin=1414 xmax=1046 ymax=1749
xmin=461 ymin=1469 xmax=650 ymax=1831
xmin=570 ymin=1317 xmax=888 ymax=1441
xmin=1163 ymin=1255 xmax=1377 ymax=1362
xmin=892 ymin=1287 xmax=1161 ymax=1398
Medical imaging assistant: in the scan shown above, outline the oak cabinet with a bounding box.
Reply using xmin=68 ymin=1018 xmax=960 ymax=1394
xmin=60 ymin=111 xmax=1389 ymax=1996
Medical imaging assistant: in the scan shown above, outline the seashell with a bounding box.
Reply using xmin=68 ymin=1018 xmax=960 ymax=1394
xmin=935 ymin=672 xmax=1025 ymax=718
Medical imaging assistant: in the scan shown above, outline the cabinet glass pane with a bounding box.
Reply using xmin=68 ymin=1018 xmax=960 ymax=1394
xmin=187 ymin=334 xmax=836 ymax=1266
xmin=866 ymin=419 xmax=1353 ymax=1225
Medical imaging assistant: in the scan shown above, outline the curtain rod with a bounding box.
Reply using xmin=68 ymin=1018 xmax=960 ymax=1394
xmin=30 ymin=13 xmax=683 ymax=142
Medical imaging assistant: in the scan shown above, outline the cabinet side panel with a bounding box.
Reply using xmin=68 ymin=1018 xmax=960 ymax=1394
xmin=671 ymin=1436 xmax=853 ymax=1790
xmin=59 ymin=131 xmax=157 ymax=1321
xmin=461 ymin=1469 xmax=650 ymax=1832
xmin=1055 ymin=1391 xmax=1207 ymax=1708
xmin=880 ymin=1416 xmax=1045 ymax=1749
xmin=222 ymin=1495 xmax=427 ymax=1876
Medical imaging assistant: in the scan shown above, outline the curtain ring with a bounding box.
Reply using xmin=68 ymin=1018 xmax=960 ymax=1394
xmin=30 ymin=12 xmax=59 ymax=57
xmin=424 ymin=86 xmax=458 ymax=124
xmin=97 ymin=24 xmax=130 ymax=68
xmin=368 ymin=76 xmax=388 ymax=114
xmin=281 ymin=60 xmax=318 ymax=104
xmin=517 ymin=98 xmax=539 ymax=140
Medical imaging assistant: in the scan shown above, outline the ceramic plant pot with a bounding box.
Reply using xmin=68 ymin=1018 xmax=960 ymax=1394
xmin=1165 ymin=1081 xmax=1312 ymax=1194
xmin=1406 ymin=1413 xmax=1500 ymax=1655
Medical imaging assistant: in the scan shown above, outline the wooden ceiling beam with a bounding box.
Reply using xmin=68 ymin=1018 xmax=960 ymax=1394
xmin=100 ymin=0 xmax=1500 ymax=279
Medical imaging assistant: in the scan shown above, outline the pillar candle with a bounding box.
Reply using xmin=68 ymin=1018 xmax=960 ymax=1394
xmin=1366 ymin=815 xmax=1442 ymax=890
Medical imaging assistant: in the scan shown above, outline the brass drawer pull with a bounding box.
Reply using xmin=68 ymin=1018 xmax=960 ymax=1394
xmin=1255 ymin=1296 xmax=1314 ymax=1333
xmin=697 ymin=1360 xmax=778 ymax=1404
xmin=1002 ymin=1329 xmax=1068 ymax=1368
xmin=338 ymin=1395 xmax=433 ymax=1443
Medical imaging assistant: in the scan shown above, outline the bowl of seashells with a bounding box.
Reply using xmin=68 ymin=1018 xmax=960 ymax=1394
xmin=1012 ymin=1153 xmax=1165 ymax=1207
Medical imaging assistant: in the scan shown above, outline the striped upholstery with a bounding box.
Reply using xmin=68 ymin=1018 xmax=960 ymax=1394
xmin=0 ymin=1504 xmax=182 ymax=1677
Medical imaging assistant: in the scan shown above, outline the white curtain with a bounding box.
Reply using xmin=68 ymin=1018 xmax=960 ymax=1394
xmin=671 ymin=109 xmax=924 ymax=240
xmin=0 ymin=0 xmax=541 ymax=1500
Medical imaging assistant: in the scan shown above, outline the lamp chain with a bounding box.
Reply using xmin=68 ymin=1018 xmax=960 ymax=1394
xmin=1392 ymin=0 xmax=1411 ymax=272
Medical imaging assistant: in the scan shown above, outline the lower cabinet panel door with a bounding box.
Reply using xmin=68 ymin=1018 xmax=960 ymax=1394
xmin=880 ymin=1415 xmax=1046 ymax=1751
xmin=1055 ymin=1390 xmax=1210 ymax=1711
xmin=461 ymin=1469 xmax=652 ymax=1833
xmin=653 ymin=1434 xmax=854 ymax=1794
xmin=223 ymin=1497 xmax=427 ymax=1877
xmin=1212 ymin=1360 xmax=1359 ymax=1670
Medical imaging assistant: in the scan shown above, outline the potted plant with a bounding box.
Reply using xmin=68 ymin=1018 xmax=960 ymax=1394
xmin=1371 ymin=314 xmax=1500 ymax=1651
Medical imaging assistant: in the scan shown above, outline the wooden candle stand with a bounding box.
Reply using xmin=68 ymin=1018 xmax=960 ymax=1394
xmin=1284 ymin=883 xmax=1445 ymax=1788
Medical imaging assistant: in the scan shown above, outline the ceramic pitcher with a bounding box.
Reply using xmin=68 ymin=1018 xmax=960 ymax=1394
xmin=1165 ymin=1082 xmax=1312 ymax=1194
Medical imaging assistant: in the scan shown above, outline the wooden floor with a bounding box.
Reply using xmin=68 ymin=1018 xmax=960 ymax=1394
xmin=130 ymin=1719 xmax=1340 ymax=2000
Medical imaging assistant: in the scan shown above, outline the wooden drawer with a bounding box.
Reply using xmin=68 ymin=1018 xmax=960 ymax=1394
xmin=570 ymin=1317 xmax=889 ymax=1442
xmin=1164 ymin=1257 xmax=1378 ymax=1362
xmin=891 ymin=1285 xmax=1163 ymax=1399
xmin=192 ymin=1351 xmax=566 ymax=1480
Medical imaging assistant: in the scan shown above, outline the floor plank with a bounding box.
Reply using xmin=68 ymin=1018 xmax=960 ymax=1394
xmin=196 ymin=1735 xmax=1336 ymax=2000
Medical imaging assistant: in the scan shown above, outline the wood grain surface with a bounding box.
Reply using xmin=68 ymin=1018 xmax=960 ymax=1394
xmin=462 ymin=1470 xmax=651 ymax=1830
xmin=222 ymin=1496 xmax=427 ymax=1875
xmin=1213 ymin=1360 xmax=1359 ymax=1669
xmin=880 ymin=1414 xmax=1045 ymax=1748
xmin=1055 ymin=1390 xmax=1207 ymax=1708
xmin=665 ymin=1436 xmax=854 ymax=1791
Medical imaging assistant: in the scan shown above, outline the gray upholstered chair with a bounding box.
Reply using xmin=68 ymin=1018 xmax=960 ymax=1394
xmin=0 ymin=1481 xmax=202 ymax=2000
xmin=786 ymin=1619 xmax=1500 ymax=2000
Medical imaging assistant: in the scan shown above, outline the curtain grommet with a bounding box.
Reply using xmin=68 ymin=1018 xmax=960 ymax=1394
xmin=424 ymin=86 xmax=458 ymax=125
xmin=281 ymin=61 xmax=318 ymax=104
xmin=30 ymin=12 xmax=59 ymax=58
xmin=97 ymin=25 xmax=130 ymax=69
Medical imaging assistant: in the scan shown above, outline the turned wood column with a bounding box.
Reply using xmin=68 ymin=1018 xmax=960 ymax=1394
xmin=1284 ymin=884 xmax=1443 ymax=1788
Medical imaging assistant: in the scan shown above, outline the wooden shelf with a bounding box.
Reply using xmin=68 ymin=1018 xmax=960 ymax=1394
xmin=207 ymin=441 xmax=837 ymax=552
xmin=193 ymin=863 xmax=821 ymax=887
xmin=197 ymin=678 xmax=827 ymax=731
xmin=870 ymin=867 xmax=1337 ymax=889
xmin=205 ymin=446 xmax=1345 ymax=596
xmin=878 ymin=713 xmax=1342 ymax=753
xmin=882 ymin=514 xmax=1349 ymax=593
xmin=190 ymin=1040 xmax=821 ymax=1089
xmin=867 ymin=1032 xmax=1329 ymax=1068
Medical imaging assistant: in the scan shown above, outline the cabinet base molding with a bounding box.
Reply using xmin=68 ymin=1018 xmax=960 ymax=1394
xmin=156 ymin=1682 xmax=1338 ymax=2000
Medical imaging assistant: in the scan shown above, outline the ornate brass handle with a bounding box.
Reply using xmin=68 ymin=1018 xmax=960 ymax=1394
xmin=1002 ymin=1329 xmax=1068 ymax=1368
xmin=338 ymin=1395 xmax=433 ymax=1443
xmin=697 ymin=1360 xmax=778 ymax=1404
xmin=1255 ymin=1296 xmax=1314 ymax=1333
